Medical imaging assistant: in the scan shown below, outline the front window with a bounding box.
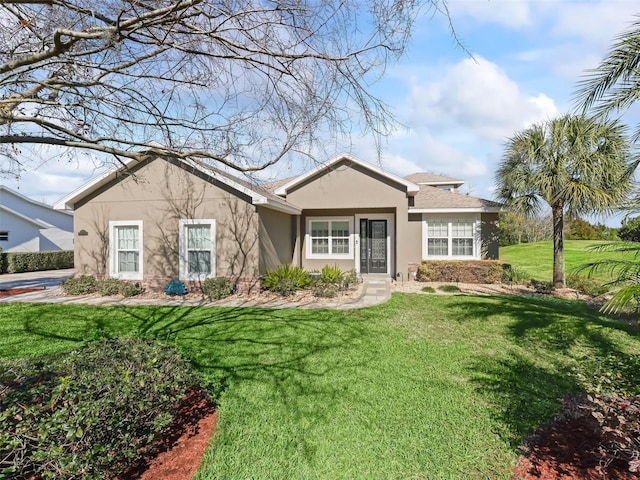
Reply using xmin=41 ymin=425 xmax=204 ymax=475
xmin=452 ymin=219 xmax=474 ymax=256
xmin=0 ymin=231 xmax=8 ymax=241
xmin=424 ymin=216 xmax=478 ymax=259
xmin=110 ymin=221 xmax=143 ymax=280
xmin=308 ymin=217 xmax=353 ymax=259
xmin=427 ymin=219 xmax=448 ymax=256
xmin=180 ymin=219 xmax=216 ymax=279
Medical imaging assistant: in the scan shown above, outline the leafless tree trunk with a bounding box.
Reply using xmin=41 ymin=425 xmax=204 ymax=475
xmin=0 ymin=0 xmax=452 ymax=176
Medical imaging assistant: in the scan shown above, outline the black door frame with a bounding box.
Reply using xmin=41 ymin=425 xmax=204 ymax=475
xmin=359 ymin=218 xmax=388 ymax=274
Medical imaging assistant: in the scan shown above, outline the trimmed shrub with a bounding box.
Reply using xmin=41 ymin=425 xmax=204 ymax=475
xmin=117 ymin=281 xmax=143 ymax=298
xmin=203 ymin=277 xmax=235 ymax=300
xmin=262 ymin=264 xmax=310 ymax=296
xmin=438 ymin=284 xmax=460 ymax=293
xmin=164 ymin=279 xmax=187 ymax=296
xmin=421 ymin=286 xmax=436 ymax=293
xmin=342 ymin=269 xmax=359 ymax=289
xmin=530 ymin=278 xmax=554 ymax=294
xmin=60 ymin=275 xmax=98 ymax=295
xmin=96 ymin=278 xmax=122 ymax=296
xmin=312 ymin=278 xmax=340 ymax=298
xmin=2 ymin=250 xmax=74 ymax=274
xmin=567 ymin=274 xmax=609 ymax=297
xmin=416 ymin=260 xmax=503 ymax=284
xmin=0 ymin=337 xmax=204 ymax=480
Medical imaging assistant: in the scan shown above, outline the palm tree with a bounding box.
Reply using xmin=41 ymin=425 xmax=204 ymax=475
xmin=575 ymin=16 xmax=640 ymax=140
xmin=495 ymin=114 xmax=634 ymax=288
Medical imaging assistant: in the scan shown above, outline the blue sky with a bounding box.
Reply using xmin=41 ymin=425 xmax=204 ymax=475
xmin=3 ymin=0 xmax=640 ymax=225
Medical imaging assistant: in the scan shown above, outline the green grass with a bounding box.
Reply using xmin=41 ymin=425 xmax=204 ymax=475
xmin=500 ymin=240 xmax=638 ymax=282
xmin=2 ymin=295 xmax=639 ymax=479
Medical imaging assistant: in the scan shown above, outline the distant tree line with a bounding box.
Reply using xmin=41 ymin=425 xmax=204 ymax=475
xmin=499 ymin=211 xmax=619 ymax=246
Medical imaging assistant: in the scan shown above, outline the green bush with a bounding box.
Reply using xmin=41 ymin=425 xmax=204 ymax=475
xmin=262 ymin=264 xmax=310 ymax=296
xmin=438 ymin=284 xmax=460 ymax=293
xmin=320 ymin=264 xmax=343 ymax=283
xmin=203 ymin=277 xmax=235 ymax=300
xmin=116 ymin=281 xmax=143 ymax=298
xmin=0 ymin=337 xmax=205 ymax=480
xmin=60 ymin=277 xmax=142 ymax=297
xmin=502 ymin=264 xmax=531 ymax=284
xmin=96 ymin=278 xmax=122 ymax=296
xmin=530 ymin=278 xmax=554 ymax=294
xmin=342 ymin=269 xmax=359 ymax=289
xmin=60 ymin=275 xmax=98 ymax=295
xmin=421 ymin=286 xmax=436 ymax=293
xmin=566 ymin=274 xmax=609 ymax=297
xmin=1 ymin=250 xmax=74 ymax=274
xmin=415 ymin=260 xmax=503 ymax=284
xmin=311 ymin=278 xmax=340 ymax=298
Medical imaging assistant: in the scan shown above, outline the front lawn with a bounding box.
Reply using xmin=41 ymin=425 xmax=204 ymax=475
xmin=500 ymin=240 xmax=637 ymax=282
xmin=1 ymin=294 xmax=639 ymax=479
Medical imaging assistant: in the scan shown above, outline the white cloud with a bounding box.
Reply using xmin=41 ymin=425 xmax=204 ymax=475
xmin=447 ymin=0 xmax=532 ymax=28
xmin=406 ymin=56 xmax=558 ymax=140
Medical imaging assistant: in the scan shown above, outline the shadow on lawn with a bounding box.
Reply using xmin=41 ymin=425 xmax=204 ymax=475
xmin=446 ymin=294 xmax=640 ymax=449
xmin=19 ymin=304 xmax=372 ymax=425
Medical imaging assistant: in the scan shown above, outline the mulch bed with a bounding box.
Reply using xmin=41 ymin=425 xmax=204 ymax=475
xmin=0 ymin=287 xmax=45 ymax=297
xmin=513 ymin=394 xmax=639 ymax=479
xmin=117 ymin=387 xmax=217 ymax=480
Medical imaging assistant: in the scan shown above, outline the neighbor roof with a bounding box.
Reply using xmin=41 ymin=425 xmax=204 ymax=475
xmin=54 ymin=155 xmax=302 ymax=215
xmin=411 ymin=185 xmax=501 ymax=212
xmin=274 ymin=153 xmax=420 ymax=196
xmin=403 ymin=172 xmax=464 ymax=186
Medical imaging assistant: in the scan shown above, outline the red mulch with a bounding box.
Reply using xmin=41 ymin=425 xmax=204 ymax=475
xmin=0 ymin=287 xmax=45 ymax=297
xmin=116 ymin=387 xmax=217 ymax=480
xmin=512 ymin=394 xmax=639 ymax=479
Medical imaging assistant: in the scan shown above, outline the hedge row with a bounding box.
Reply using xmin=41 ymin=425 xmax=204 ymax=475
xmin=416 ymin=260 xmax=503 ymax=284
xmin=0 ymin=250 xmax=74 ymax=274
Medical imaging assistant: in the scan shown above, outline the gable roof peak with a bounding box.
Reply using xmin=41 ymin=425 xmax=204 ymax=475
xmin=274 ymin=153 xmax=420 ymax=196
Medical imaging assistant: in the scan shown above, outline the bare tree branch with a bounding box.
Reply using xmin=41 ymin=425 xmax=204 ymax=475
xmin=1 ymin=0 xmax=454 ymax=174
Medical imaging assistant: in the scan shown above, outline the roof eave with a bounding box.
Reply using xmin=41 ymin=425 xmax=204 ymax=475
xmin=255 ymin=198 xmax=302 ymax=215
xmin=409 ymin=207 xmax=502 ymax=213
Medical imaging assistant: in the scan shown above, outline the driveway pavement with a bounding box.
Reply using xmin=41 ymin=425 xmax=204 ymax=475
xmin=0 ymin=269 xmax=73 ymax=290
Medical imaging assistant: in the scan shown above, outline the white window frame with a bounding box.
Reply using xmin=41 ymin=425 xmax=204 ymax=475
xmin=422 ymin=214 xmax=480 ymax=260
xmin=109 ymin=220 xmax=143 ymax=280
xmin=306 ymin=217 xmax=354 ymax=260
xmin=179 ymin=219 xmax=216 ymax=281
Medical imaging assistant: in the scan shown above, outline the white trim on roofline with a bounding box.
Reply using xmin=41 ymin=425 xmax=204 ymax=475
xmin=418 ymin=180 xmax=465 ymax=186
xmin=1 ymin=185 xmax=73 ymax=215
xmin=409 ymin=207 xmax=502 ymax=214
xmin=274 ymin=153 xmax=420 ymax=196
xmin=54 ymin=155 xmax=302 ymax=215
xmin=0 ymin=205 xmax=53 ymax=228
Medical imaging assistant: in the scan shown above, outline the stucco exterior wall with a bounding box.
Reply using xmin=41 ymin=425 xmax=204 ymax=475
xmin=481 ymin=212 xmax=500 ymax=260
xmin=258 ymin=206 xmax=295 ymax=274
xmin=73 ymin=158 xmax=261 ymax=289
xmin=285 ymin=161 xmax=415 ymax=277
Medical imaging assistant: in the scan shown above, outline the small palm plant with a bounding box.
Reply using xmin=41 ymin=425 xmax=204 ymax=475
xmin=577 ymin=242 xmax=640 ymax=314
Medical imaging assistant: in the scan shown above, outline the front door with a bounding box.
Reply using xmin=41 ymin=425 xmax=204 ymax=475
xmin=359 ymin=219 xmax=387 ymax=274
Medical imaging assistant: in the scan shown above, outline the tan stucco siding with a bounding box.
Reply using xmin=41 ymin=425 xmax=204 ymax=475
xmin=258 ymin=206 xmax=295 ymax=274
xmin=481 ymin=212 xmax=500 ymax=260
xmin=286 ymin=161 xmax=407 ymax=210
xmin=73 ymin=158 xmax=260 ymax=286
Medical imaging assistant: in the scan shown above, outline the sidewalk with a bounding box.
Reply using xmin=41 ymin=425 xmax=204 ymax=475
xmin=0 ymin=272 xmax=391 ymax=310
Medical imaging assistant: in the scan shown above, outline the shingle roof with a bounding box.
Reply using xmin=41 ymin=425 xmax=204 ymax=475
xmin=411 ymin=185 xmax=502 ymax=211
xmin=404 ymin=172 xmax=464 ymax=185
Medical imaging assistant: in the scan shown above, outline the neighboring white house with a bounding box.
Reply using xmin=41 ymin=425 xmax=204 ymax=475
xmin=0 ymin=185 xmax=73 ymax=252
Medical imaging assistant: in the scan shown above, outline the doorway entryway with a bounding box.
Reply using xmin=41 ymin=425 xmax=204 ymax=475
xmin=359 ymin=219 xmax=387 ymax=274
